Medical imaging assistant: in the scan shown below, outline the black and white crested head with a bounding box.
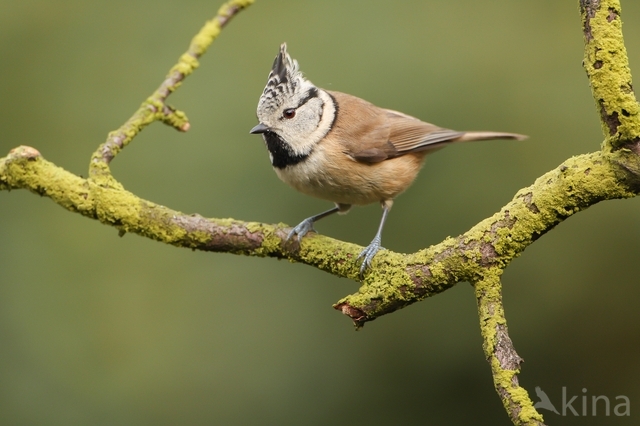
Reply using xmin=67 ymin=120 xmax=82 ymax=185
xmin=251 ymin=43 xmax=337 ymax=169
xmin=258 ymin=43 xmax=307 ymax=114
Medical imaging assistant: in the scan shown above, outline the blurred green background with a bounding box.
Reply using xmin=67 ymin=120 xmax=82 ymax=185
xmin=1 ymin=1 xmax=639 ymax=425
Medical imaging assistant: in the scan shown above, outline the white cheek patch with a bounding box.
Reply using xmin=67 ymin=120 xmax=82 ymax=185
xmin=286 ymin=90 xmax=336 ymax=156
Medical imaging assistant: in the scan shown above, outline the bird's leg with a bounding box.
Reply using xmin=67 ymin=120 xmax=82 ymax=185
xmin=287 ymin=205 xmax=343 ymax=241
xmin=357 ymin=201 xmax=392 ymax=278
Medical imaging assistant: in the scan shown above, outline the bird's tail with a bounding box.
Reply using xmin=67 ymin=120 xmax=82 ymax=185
xmin=458 ymin=131 xmax=528 ymax=142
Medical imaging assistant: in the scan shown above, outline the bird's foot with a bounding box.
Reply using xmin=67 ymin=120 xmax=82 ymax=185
xmin=356 ymin=236 xmax=384 ymax=278
xmin=287 ymin=217 xmax=316 ymax=241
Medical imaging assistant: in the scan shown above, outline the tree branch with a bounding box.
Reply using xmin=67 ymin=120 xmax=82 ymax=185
xmin=3 ymin=147 xmax=638 ymax=327
xmin=581 ymin=0 xmax=640 ymax=147
xmin=475 ymin=274 xmax=545 ymax=426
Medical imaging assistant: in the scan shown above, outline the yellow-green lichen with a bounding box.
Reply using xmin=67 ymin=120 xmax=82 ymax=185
xmin=583 ymin=0 xmax=640 ymax=145
xmin=476 ymin=274 xmax=545 ymax=425
xmin=186 ymin=0 xmax=255 ymax=59
xmin=217 ymin=0 xmax=255 ymax=17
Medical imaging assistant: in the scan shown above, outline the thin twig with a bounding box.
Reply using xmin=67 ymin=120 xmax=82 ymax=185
xmin=88 ymin=0 xmax=254 ymax=183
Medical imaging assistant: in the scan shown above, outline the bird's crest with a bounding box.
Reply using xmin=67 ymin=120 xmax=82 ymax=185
xmin=257 ymin=43 xmax=311 ymax=116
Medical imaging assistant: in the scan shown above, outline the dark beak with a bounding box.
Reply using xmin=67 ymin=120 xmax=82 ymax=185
xmin=250 ymin=123 xmax=270 ymax=134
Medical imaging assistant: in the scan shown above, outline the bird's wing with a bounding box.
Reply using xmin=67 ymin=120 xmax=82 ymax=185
xmin=384 ymin=109 xmax=465 ymax=154
xmin=325 ymin=91 xmax=398 ymax=163
xmin=325 ymin=91 xmax=466 ymax=163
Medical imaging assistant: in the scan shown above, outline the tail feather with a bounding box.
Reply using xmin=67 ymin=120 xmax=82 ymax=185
xmin=458 ymin=131 xmax=528 ymax=142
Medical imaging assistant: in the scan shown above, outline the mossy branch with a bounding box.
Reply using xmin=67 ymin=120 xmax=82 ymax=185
xmin=3 ymin=146 xmax=637 ymax=320
xmin=581 ymin=0 xmax=640 ymax=147
xmin=1 ymin=1 xmax=639 ymax=425
xmin=475 ymin=274 xmax=544 ymax=426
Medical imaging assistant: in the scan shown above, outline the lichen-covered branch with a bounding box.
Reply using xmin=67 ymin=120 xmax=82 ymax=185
xmin=0 ymin=146 xmax=363 ymax=279
xmin=3 ymin=145 xmax=639 ymax=327
xmin=475 ymin=274 xmax=545 ymax=426
xmin=581 ymin=0 xmax=640 ymax=147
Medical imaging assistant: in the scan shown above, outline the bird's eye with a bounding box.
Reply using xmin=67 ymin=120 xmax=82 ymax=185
xmin=283 ymin=108 xmax=296 ymax=119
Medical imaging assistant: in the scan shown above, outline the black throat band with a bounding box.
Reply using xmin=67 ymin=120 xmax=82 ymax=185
xmin=263 ymin=132 xmax=310 ymax=169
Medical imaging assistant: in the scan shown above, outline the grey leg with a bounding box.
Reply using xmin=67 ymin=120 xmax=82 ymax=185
xmin=357 ymin=204 xmax=391 ymax=277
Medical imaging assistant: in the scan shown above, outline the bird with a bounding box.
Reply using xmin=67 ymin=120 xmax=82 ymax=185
xmin=250 ymin=43 xmax=526 ymax=277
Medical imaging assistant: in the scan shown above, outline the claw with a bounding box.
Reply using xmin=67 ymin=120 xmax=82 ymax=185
xmin=285 ymin=206 xmax=341 ymax=243
xmin=287 ymin=217 xmax=316 ymax=241
xmin=357 ymin=236 xmax=384 ymax=278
